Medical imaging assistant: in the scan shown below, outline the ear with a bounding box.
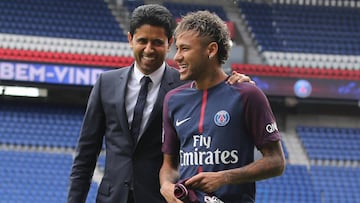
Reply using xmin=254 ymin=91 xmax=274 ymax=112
xmin=167 ymin=37 xmax=175 ymax=52
xmin=127 ymin=32 xmax=133 ymax=48
xmin=207 ymin=41 xmax=218 ymax=59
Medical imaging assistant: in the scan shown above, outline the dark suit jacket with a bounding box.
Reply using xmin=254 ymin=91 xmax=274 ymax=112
xmin=67 ymin=64 xmax=184 ymax=203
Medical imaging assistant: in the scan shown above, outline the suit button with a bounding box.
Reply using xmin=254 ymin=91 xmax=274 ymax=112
xmin=124 ymin=181 xmax=130 ymax=187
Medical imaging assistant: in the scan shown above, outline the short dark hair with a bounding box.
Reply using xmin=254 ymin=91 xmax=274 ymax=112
xmin=175 ymin=10 xmax=231 ymax=64
xmin=129 ymin=4 xmax=176 ymax=41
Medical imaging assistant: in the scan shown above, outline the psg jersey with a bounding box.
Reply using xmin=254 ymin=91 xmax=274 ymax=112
xmin=162 ymin=80 xmax=280 ymax=203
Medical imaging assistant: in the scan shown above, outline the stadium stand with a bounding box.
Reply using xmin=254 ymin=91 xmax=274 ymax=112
xmin=123 ymin=0 xmax=145 ymax=12
xmin=0 ymin=150 xmax=98 ymax=202
xmin=0 ymin=0 xmax=359 ymax=202
xmin=0 ymin=0 xmax=133 ymax=68
xmin=231 ymin=63 xmax=360 ymax=80
xmin=311 ymin=165 xmax=360 ymax=203
xmin=297 ymin=126 xmax=360 ymax=162
xmin=0 ymin=0 xmax=126 ymax=41
xmin=163 ymin=2 xmax=229 ymax=21
xmin=238 ymin=1 xmax=360 ymax=69
xmin=0 ymin=99 xmax=98 ymax=202
xmin=257 ymin=164 xmax=320 ymax=203
xmin=163 ymin=1 xmax=236 ymax=39
xmin=0 ymin=100 xmax=83 ymax=148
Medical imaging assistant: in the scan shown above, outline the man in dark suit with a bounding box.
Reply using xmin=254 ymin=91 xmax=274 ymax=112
xmin=67 ymin=4 xmax=251 ymax=203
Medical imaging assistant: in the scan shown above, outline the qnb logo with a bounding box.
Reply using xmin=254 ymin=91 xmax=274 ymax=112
xmin=266 ymin=122 xmax=278 ymax=133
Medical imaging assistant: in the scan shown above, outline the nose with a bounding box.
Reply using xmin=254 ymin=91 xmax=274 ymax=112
xmin=173 ymin=50 xmax=182 ymax=62
xmin=144 ymin=42 xmax=154 ymax=53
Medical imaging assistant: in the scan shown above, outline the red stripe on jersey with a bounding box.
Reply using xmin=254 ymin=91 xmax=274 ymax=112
xmin=198 ymin=90 xmax=207 ymax=133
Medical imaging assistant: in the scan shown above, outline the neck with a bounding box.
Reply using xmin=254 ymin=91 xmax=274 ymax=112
xmin=194 ymin=68 xmax=228 ymax=90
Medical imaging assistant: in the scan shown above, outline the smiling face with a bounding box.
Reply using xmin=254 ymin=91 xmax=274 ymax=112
xmin=128 ymin=24 xmax=173 ymax=75
xmin=173 ymin=30 xmax=212 ymax=81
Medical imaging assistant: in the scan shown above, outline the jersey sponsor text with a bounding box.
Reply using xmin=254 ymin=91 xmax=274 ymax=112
xmin=179 ymin=134 xmax=239 ymax=166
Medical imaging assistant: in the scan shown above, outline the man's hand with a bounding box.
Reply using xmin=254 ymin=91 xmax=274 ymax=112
xmin=160 ymin=181 xmax=184 ymax=203
xmin=226 ymin=71 xmax=255 ymax=85
xmin=184 ymin=172 xmax=227 ymax=194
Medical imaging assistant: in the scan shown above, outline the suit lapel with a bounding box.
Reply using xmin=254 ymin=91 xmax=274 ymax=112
xmin=115 ymin=66 xmax=133 ymax=136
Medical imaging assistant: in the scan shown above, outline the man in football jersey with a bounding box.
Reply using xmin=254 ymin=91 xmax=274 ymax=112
xmin=160 ymin=11 xmax=286 ymax=203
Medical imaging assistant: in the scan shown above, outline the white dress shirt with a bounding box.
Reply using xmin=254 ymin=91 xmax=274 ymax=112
xmin=126 ymin=62 xmax=165 ymax=138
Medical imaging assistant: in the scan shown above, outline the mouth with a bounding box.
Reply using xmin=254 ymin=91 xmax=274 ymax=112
xmin=142 ymin=55 xmax=156 ymax=62
xmin=177 ymin=64 xmax=187 ymax=73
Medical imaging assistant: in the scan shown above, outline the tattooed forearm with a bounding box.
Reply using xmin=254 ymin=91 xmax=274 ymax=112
xmin=220 ymin=141 xmax=285 ymax=185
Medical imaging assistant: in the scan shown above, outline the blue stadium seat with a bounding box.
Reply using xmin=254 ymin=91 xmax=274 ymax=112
xmin=310 ymin=165 xmax=360 ymax=203
xmin=297 ymin=126 xmax=360 ymax=161
xmin=0 ymin=0 xmax=126 ymax=42
xmin=0 ymin=150 xmax=99 ymax=202
xmin=163 ymin=2 xmax=229 ymax=21
xmin=257 ymin=164 xmax=321 ymax=203
xmin=238 ymin=2 xmax=360 ymax=55
xmin=0 ymin=101 xmax=84 ymax=148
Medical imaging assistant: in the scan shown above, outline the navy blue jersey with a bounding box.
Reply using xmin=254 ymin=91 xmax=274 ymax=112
xmin=162 ymin=80 xmax=280 ymax=203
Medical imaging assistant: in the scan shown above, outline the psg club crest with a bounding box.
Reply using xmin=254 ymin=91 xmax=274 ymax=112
xmin=294 ymin=79 xmax=312 ymax=98
xmin=214 ymin=110 xmax=230 ymax=127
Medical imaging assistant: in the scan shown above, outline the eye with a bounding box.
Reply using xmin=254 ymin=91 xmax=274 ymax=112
xmin=137 ymin=38 xmax=147 ymax=44
xmin=175 ymin=45 xmax=189 ymax=52
xmin=153 ymin=39 xmax=165 ymax=46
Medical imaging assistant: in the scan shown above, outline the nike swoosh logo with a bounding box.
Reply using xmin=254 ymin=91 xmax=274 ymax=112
xmin=176 ymin=117 xmax=191 ymax=127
